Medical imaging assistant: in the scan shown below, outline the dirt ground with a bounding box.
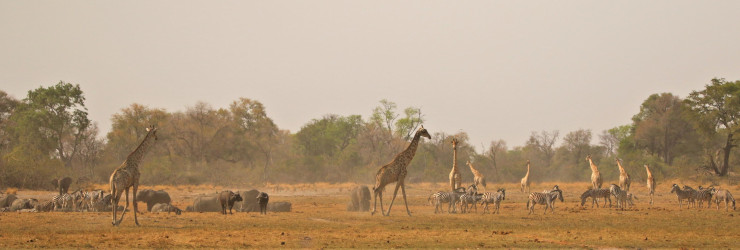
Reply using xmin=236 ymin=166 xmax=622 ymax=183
xmin=1 ymin=181 xmax=738 ymax=248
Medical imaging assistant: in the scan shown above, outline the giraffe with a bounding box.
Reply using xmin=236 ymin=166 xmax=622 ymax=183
xmin=616 ymin=158 xmax=631 ymax=191
xmin=645 ymin=164 xmax=656 ymax=206
xmin=109 ymin=125 xmax=158 ymax=226
xmin=449 ymin=137 xmax=462 ymax=192
xmin=586 ymin=155 xmax=602 ymax=189
xmin=466 ymin=160 xmax=486 ymax=191
xmin=520 ymin=160 xmax=531 ymax=193
xmin=371 ymin=126 xmax=431 ymax=216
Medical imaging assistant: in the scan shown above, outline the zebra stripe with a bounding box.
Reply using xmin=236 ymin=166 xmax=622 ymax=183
xmin=609 ymin=184 xmax=629 ymax=209
xmin=711 ymin=189 xmax=736 ymax=211
xmin=670 ymin=184 xmax=694 ymax=209
xmin=695 ymin=186 xmax=715 ymax=208
xmin=430 ymin=191 xmax=461 ymax=214
xmin=527 ymin=186 xmax=563 ymax=215
xmin=480 ymin=188 xmax=505 ymax=214
xmin=580 ymin=188 xmax=612 ymax=208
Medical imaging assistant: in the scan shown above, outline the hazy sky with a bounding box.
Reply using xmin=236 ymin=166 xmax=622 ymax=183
xmin=2 ymin=1 xmax=739 ymax=152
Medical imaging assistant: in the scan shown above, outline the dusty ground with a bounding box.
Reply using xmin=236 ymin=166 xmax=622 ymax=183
xmin=1 ymin=181 xmax=738 ymax=248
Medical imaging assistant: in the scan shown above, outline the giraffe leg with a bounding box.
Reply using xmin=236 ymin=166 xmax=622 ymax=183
xmin=117 ymin=188 xmax=129 ymax=225
xmin=400 ymin=183 xmax=411 ymax=216
xmin=111 ymin=187 xmax=119 ymax=226
xmin=384 ymin=182 xmax=402 ymax=216
xmin=371 ymin=189 xmax=378 ymax=215
xmin=133 ymin=184 xmax=140 ymax=226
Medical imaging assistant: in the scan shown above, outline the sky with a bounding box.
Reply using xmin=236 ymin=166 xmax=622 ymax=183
xmin=1 ymin=1 xmax=739 ymax=152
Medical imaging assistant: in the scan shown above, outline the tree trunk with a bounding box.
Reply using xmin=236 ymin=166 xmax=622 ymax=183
xmin=719 ymin=132 xmax=734 ymax=176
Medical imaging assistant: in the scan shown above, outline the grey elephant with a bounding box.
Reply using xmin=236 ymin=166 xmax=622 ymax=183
xmin=0 ymin=194 xmax=18 ymax=208
xmin=136 ymin=189 xmax=172 ymax=212
xmin=192 ymin=195 xmax=221 ymax=212
xmin=52 ymin=177 xmax=72 ymax=195
xmin=347 ymin=185 xmax=371 ymax=212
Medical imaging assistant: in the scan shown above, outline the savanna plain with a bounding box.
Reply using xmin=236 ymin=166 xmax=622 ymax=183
xmin=1 ymin=181 xmax=738 ymax=248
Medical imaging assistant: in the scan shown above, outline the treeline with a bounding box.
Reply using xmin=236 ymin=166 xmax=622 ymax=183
xmin=1 ymin=79 xmax=739 ymax=189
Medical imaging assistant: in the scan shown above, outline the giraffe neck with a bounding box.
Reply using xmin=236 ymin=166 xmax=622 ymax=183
xmin=617 ymin=161 xmax=627 ymax=175
xmin=589 ymin=159 xmax=598 ymax=172
xmin=468 ymin=163 xmax=480 ymax=175
xmin=645 ymin=166 xmax=653 ymax=178
xmin=452 ymin=146 xmax=458 ymax=171
xmin=397 ymin=132 xmax=423 ymax=169
xmin=125 ymin=132 xmax=157 ymax=167
xmin=524 ymin=163 xmax=530 ymax=178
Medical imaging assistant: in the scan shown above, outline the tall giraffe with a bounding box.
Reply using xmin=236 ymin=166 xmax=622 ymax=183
xmin=586 ymin=155 xmax=602 ymax=189
xmin=449 ymin=137 xmax=462 ymax=191
xmin=371 ymin=126 xmax=431 ymax=216
xmin=466 ymin=160 xmax=486 ymax=191
xmin=645 ymin=164 xmax=656 ymax=205
xmin=520 ymin=160 xmax=531 ymax=193
xmin=109 ymin=126 xmax=158 ymax=226
xmin=616 ymin=158 xmax=631 ymax=191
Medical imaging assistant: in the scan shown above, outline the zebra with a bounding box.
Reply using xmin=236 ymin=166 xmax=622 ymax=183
xmin=480 ymin=188 xmax=505 ymax=214
xmin=527 ymin=185 xmax=563 ymax=215
xmin=670 ymin=184 xmax=694 ymax=209
xmin=580 ymin=188 xmax=612 ymax=208
xmin=34 ymin=200 xmax=55 ymax=212
xmin=52 ymin=193 xmax=75 ymax=211
xmin=609 ymin=184 xmax=629 ymax=209
xmin=430 ymin=191 xmax=461 ymax=214
xmin=711 ymin=189 xmax=736 ymax=211
xmin=695 ymin=186 xmax=715 ymax=208
xmin=681 ymin=185 xmax=699 ymax=208
xmin=459 ymin=193 xmax=482 ymax=214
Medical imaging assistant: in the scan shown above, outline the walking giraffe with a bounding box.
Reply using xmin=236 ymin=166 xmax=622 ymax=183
xmin=109 ymin=126 xmax=158 ymax=226
xmin=616 ymin=158 xmax=631 ymax=191
xmin=645 ymin=164 xmax=656 ymax=205
xmin=466 ymin=160 xmax=486 ymax=191
xmin=520 ymin=160 xmax=531 ymax=193
xmin=449 ymin=137 xmax=462 ymax=192
xmin=586 ymin=155 xmax=602 ymax=189
xmin=371 ymin=126 xmax=431 ymax=216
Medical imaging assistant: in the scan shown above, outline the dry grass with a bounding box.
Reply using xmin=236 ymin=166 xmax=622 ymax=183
xmin=1 ymin=181 xmax=739 ymax=248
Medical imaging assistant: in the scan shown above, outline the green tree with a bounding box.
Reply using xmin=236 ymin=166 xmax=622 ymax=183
xmin=632 ymin=93 xmax=698 ymax=165
xmin=11 ymin=81 xmax=90 ymax=168
xmin=106 ymin=103 xmax=169 ymax=162
xmin=600 ymin=125 xmax=630 ymax=157
xmin=685 ymin=78 xmax=740 ymax=176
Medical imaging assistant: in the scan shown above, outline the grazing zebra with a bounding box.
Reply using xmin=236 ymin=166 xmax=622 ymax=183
xmin=711 ymin=189 xmax=736 ymax=211
xmin=695 ymin=186 xmax=715 ymax=208
xmin=430 ymin=191 xmax=461 ymax=214
xmin=480 ymin=188 xmax=505 ymax=214
xmin=579 ymin=188 xmax=612 ymax=208
xmin=527 ymin=185 xmax=563 ymax=215
xmin=459 ymin=193 xmax=482 ymax=214
xmin=670 ymin=184 xmax=694 ymax=209
xmin=609 ymin=184 xmax=629 ymax=209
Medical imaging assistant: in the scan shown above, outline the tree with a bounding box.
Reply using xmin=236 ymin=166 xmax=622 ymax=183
xmin=229 ymin=98 xmax=279 ymax=183
xmin=395 ymin=107 xmax=424 ymax=140
xmin=0 ymin=91 xmax=19 ymax=156
xmin=685 ymin=78 xmax=740 ymax=176
xmin=632 ymin=93 xmax=697 ymax=165
xmin=599 ymin=125 xmax=630 ymax=157
xmin=11 ymin=81 xmax=90 ymax=168
xmin=525 ymin=130 xmax=559 ymax=168
xmin=106 ymin=103 xmax=169 ymax=161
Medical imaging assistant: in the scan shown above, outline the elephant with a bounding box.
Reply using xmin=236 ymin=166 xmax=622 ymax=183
xmin=235 ymin=189 xmax=261 ymax=212
xmin=267 ymin=202 xmax=292 ymax=212
xmin=191 ymin=195 xmax=222 ymax=212
xmin=53 ymin=177 xmax=73 ymax=195
xmin=136 ymin=189 xmax=172 ymax=212
xmin=10 ymin=198 xmax=38 ymax=212
xmin=346 ymin=185 xmax=371 ymax=212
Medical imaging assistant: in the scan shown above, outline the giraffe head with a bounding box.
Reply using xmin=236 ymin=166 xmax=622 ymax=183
xmin=585 ymin=154 xmax=592 ymax=163
xmin=450 ymin=137 xmax=458 ymax=149
xmin=146 ymin=125 xmax=158 ymax=140
xmin=416 ymin=125 xmax=431 ymax=140
xmin=466 ymin=160 xmax=472 ymax=166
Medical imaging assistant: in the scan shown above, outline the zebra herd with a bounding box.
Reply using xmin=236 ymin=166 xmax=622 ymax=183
xmin=43 ymin=189 xmax=110 ymax=212
xmin=426 ymin=182 xmax=736 ymax=215
xmin=670 ymin=184 xmax=736 ymax=211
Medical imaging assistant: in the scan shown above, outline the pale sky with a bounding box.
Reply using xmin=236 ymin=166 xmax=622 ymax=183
xmin=2 ymin=1 xmax=739 ymax=152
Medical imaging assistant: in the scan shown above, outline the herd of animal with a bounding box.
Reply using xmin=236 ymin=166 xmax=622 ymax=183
xmin=0 ymin=185 xmax=275 ymax=216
